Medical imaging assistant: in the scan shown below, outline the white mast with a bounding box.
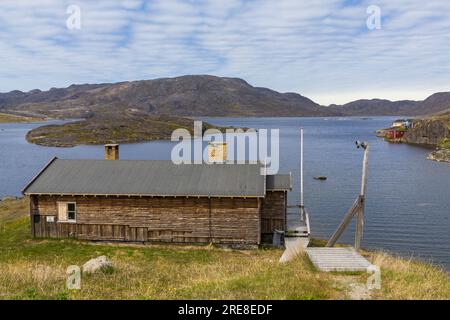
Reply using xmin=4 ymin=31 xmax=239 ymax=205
xmin=300 ymin=128 xmax=304 ymax=208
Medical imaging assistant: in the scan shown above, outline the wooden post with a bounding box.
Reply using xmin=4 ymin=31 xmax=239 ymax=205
xmin=208 ymin=197 xmax=213 ymax=244
xmin=326 ymin=196 xmax=362 ymax=247
xmin=30 ymin=196 xmax=36 ymax=238
xmin=327 ymin=143 xmax=369 ymax=248
xmin=354 ymin=205 xmax=365 ymax=249
xmin=355 ymin=144 xmax=369 ymax=249
xmin=359 ymin=144 xmax=369 ymax=198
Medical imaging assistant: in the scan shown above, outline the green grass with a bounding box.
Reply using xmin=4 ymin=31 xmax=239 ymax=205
xmin=0 ymin=113 xmax=43 ymax=123
xmin=440 ymin=138 xmax=450 ymax=149
xmin=0 ymin=198 xmax=449 ymax=300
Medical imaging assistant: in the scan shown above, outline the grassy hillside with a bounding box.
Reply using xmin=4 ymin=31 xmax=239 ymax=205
xmin=0 ymin=112 xmax=44 ymax=123
xmin=0 ymin=198 xmax=449 ymax=300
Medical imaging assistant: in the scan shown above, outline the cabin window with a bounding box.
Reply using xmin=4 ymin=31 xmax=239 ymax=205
xmin=67 ymin=203 xmax=76 ymax=221
xmin=58 ymin=202 xmax=76 ymax=222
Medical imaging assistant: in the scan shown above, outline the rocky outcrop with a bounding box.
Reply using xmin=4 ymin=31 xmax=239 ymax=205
xmin=377 ymin=116 xmax=450 ymax=163
xmin=427 ymin=149 xmax=450 ymax=163
xmin=404 ymin=120 xmax=449 ymax=146
xmin=401 ymin=118 xmax=450 ymax=162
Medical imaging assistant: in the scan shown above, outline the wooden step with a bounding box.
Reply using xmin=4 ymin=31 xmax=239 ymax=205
xmin=306 ymin=247 xmax=372 ymax=272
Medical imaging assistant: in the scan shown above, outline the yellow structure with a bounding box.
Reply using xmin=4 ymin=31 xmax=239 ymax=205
xmin=208 ymin=142 xmax=227 ymax=163
xmin=104 ymin=144 xmax=119 ymax=160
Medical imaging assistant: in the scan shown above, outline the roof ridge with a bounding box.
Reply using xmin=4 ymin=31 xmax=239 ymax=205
xmin=21 ymin=156 xmax=58 ymax=194
xmin=55 ymin=159 xmax=265 ymax=165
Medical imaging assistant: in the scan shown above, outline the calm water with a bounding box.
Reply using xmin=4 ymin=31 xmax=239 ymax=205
xmin=1 ymin=117 xmax=449 ymax=269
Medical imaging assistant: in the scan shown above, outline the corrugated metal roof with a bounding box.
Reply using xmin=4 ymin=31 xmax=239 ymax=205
xmin=266 ymin=174 xmax=292 ymax=191
xmin=23 ymin=159 xmax=270 ymax=197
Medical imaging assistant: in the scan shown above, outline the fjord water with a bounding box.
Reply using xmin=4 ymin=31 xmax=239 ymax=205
xmin=0 ymin=117 xmax=449 ymax=269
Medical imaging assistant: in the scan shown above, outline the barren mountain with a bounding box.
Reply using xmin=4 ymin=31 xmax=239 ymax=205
xmin=330 ymin=93 xmax=450 ymax=117
xmin=0 ymin=75 xmax=332 ymax=118
xmin=329 ymin=99 xmax=420 ymax=116
xmin=406 ymin=92 xmax=450 ymax=116
xmin=2 ymin=75 xmax=450 ymax=118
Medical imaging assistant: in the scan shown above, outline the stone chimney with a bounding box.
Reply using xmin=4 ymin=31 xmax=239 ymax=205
xmin=104 ymin=144 xmax=119 ymax=160
xmin=208 ymin=142 xmax=227 ymax=163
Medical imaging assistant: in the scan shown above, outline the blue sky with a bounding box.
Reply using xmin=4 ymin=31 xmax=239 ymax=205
xmin=0 ymin=0 xmax=449 ymax=105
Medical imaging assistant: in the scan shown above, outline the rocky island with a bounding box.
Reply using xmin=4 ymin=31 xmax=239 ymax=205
xmin=25 ymin=113 xmax=222 ymax=147
xmin=428 ymin=148 xmax=450 ymax=162
xmin=3 ymin=76 xmax=450 ymax=147
xmin=1 ymin=75 xmax=331 ymax=147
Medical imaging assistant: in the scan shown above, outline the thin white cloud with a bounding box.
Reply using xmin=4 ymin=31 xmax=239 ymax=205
xmin=0 ymin=0 xmax=449 ymax=105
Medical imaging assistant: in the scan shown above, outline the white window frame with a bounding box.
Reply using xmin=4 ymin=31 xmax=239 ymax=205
xmin=67 ymin=202 xmax=77 ymax=222
xmin=57 ymin=201 xmax=77 ymax=223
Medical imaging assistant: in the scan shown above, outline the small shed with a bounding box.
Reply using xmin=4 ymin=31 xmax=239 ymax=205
xmin=22 ymin=149 xmax=291 ymax=247
xmin=391 ymin=119 xmax=413 ymax=129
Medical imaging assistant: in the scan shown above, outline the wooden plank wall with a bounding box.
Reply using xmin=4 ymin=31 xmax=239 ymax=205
xmin=31 ymin=195 xmax=261 ymax=246
xmin=260 ymin=191 xmax=287 ymax=240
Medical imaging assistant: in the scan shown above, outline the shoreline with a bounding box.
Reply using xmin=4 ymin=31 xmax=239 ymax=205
xmin=0 ymin=112 xmax=48 ymax=124
xmin=22 ymin=115 xmax=391 ymax=148
xmin=376 ymin=117 xmax=450 ymax=163
xmin=1 ymin=119 xmax=448 ymax=278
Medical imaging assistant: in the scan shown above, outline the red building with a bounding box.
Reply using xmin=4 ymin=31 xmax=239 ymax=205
xmin=386 ymin=129 xmax=405 ymax=139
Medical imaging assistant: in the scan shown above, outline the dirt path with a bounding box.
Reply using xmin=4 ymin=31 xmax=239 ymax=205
xmin=337 ymin=277 xmax=373 ymax=300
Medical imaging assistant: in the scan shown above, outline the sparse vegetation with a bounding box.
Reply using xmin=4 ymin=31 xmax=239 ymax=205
xmin=25 ymin=114 xmax=224 ymax=147
xmin=0 ymin=113 xmax=44 ymax=123
xmin=0 ymin=198 xmax=448 ymax=300
xmin=440 ymin=138 xmax=450 ymax=149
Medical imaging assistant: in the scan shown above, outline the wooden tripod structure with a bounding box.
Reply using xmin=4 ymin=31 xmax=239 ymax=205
xmin=326 ymin=142 xmax=369 ymax=249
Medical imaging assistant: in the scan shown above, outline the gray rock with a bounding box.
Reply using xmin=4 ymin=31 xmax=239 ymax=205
xmin=82 ymin=256 xmax=113 ymax=274
xmin=427 ymin=149 xmax=450 ymax=163
xmin=404 ymin=120 xmax=449 ymax=146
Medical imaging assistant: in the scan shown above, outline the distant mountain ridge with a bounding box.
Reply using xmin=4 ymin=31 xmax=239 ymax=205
xmin=412 ymin=92 xmax=450 ymax=115
xmin=1 ymin=75 xmax=450 ymax=117
xmin=0 ymin=75 xmax=332 ymax=118
xmin=329 ymin=99 xmax=420 ymax=116
xmin=330 ymin=93 xmax=450 ymax=116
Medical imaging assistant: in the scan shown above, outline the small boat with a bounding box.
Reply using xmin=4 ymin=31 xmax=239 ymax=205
xmin=314 ymin=176 xmax=327 ymax=181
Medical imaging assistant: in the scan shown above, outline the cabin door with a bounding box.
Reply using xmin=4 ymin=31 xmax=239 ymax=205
xmin=33 ymin=215 xmax=58 ymax=238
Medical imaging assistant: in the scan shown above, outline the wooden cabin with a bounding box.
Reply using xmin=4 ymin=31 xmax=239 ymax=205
xmin=22 ymin=145 xmax=291 ymax=248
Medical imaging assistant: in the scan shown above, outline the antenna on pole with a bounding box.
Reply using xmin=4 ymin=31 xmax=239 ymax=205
xmin=300 ymin=128 xmax=304 ymax=208
xmin=279 ymin=127 xmax=311 ymax=263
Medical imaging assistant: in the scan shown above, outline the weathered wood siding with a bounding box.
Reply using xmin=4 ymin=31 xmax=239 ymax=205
xmin=260 ymin=191 xmax=287 ymax=242
xmin=31 ymin=195 xmax=261 ymax=246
